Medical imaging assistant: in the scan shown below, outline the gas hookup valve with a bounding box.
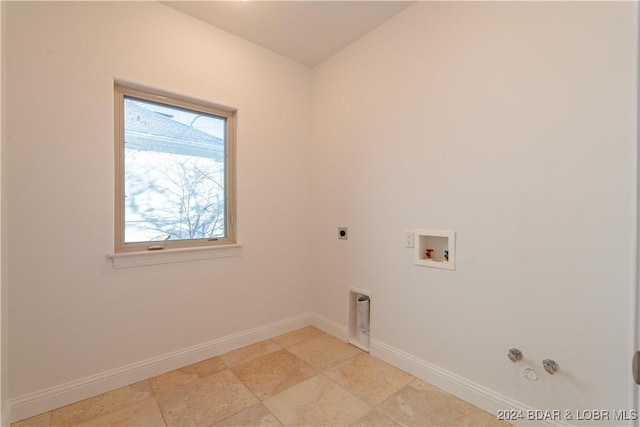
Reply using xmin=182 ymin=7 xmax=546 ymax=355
xmin=507 ymin=348 xmax=522 ymax=363
xmin=543 ymin=359 xmax=559 ymax=375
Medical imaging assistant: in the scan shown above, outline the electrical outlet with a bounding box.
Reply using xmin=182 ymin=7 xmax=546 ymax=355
xmin=405 ymin=231 xmax=414 ymax=248
xmin=338 ymin=227 xmax=348 ymax=240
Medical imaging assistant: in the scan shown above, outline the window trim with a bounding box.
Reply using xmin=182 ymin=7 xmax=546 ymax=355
xmin=114 ymin=82 xmax=237 ymax=253
xmin=108 ymin=244 xmax=243 ymax=269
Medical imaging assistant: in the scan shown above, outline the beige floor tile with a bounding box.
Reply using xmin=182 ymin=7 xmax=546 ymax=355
xmin=378 ymin=378 xmax=494 ymax=427
xmin=231 ymin=349 xmax=317 ymax=400
xmin=271 ymin=326 xmax=325 ymax=347
xmin=215 ymin=403 xmax=282 ymax=427
xmin=325 ymin=353 xmax=414 ymax=405
xmin=51 ymin=381 xmax=152 ymax=426
xmin=75 ymin=398 xmax=165 ymax=427
xmin=156 ymin=369 xmax=258 ymax=427
xmin=31 ymin=334 xmax=506 ymax=427
xmin=178 ymin=356 xmax=227 ymax=377
xmin=348 ymin=409 xmax=400 ymax=427
xmin=220 ymin=340 xmax=283 ymax=368
xmin=11 ymin=411 xmax=52 ymax=427
xmin=287 ymin=333 xmax=362 ymax=371
xmin=149 ymin=356 xmax=226 ymax=395
xmin=264 ymin=374 xmax=369 ymax=427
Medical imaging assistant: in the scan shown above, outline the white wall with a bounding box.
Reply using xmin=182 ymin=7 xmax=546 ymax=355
xmin=312 ymin=1 xmax=637 ymax=419
xmin=5 ymin=0 xmax=639 ymax=423
xmin=5 ymin=0 xmax=312 ymax=406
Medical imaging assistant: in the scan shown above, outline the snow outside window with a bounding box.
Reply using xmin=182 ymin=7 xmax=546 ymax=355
xmin=114 ymin=84 xmax=237 ymax=253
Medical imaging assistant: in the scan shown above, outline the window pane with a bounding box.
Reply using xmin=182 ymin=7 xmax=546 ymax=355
xmin=123 ymin=96 xmax=227 ymax=243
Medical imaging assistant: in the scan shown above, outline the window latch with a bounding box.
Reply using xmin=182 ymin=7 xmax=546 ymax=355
xmin=147 ymin=235 xmax=170 ymax=251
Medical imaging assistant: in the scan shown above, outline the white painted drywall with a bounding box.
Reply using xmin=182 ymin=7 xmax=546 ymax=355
xmin=5 ymin=0 xmax=639 ymax=422
xmin=5 ymin=1 xmax=312 ymax=400
xmin=312 ymin=1 xmax=637 ymax=417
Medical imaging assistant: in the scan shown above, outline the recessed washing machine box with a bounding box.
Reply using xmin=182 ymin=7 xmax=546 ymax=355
xmin=414 ymin=230 xmax=455 ymax=270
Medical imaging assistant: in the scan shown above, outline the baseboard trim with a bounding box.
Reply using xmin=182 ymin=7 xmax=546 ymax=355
xmin=9 ymin=314 xmax=567 ymax=427
xmin=370 ymin=339 xmax=569 ymax=427
xmin=308 ymin=315 xmax=542 ymax=424
xmin=309 ymin=312 xmax=347 ymax=340
xmin=8 ymin=312 xmax=314 ymax=423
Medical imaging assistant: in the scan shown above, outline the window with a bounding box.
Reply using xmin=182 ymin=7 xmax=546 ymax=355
xmin=114 ymin=83 xmax=236 ymax=253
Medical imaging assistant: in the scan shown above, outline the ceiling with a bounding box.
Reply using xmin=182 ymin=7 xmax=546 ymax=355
xmin=161 ymin=1 xmax=415 ymax=67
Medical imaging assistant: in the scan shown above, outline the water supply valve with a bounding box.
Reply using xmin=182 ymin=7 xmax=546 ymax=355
xmin=507 ymin=348 xmax=522 ymax=363
xmin=543 ymin=359 xmax=559 ymax=375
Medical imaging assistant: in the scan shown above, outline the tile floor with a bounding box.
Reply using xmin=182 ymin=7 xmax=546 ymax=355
xmin=12 ymin=327 xmax=512 ymax=427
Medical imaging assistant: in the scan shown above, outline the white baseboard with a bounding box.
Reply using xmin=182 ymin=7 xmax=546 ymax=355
xmin=8 ymin=313 xmax=566 ymax=427
xmin=8 ymin=312 xmax=314 ymax=423
xmin=308 ymin=314 xmax=557 ymax=426
xmin=370 ymin=339 xmax=569 ymax=427
xmin=309 ymin=312 xmax=347 ymax=341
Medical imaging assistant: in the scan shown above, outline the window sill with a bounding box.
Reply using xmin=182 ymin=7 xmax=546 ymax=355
xmin=108 ymin=244 xmax=242 ymax=269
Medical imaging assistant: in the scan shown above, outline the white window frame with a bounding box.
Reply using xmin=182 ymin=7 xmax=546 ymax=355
xmin=114 ymin=83 xmax=237 ymax=254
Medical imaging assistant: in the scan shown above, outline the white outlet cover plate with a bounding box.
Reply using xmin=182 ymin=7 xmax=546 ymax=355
xmin=338 ymin=227 xmax=348 ymax=240
xmin=405 ymin=231 xmax=414 ymax=248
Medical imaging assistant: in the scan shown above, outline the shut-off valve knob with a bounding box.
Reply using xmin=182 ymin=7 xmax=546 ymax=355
xmin=508 ymin=348 xmax=522 ymax=363
xmin=543 ymin=359 xmax=559 ymax=375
